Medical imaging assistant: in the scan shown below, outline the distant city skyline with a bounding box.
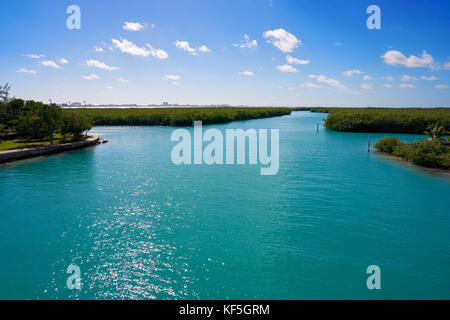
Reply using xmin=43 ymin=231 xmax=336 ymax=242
xmin=1 ymin=0 xmax=450 ymax=107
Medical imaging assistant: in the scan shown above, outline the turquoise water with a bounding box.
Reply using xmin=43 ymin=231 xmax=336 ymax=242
xmin=0 ymin=111 xmax=449 ymax=299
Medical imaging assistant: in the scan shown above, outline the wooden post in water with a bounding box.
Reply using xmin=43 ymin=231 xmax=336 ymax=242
xmin=368 ymin=136 xmax=371 ymax=152
xmin=317 ymin=123 xmax=319 ymax=133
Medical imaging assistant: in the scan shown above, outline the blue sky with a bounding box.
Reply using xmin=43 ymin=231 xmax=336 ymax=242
xmin=1 ymin=0 xmax=449 ymax=107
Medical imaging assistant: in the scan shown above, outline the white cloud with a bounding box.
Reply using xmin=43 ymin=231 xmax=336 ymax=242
xmin=82 ymin=74 xmax=100 ymax=80
xmin=263 ymin=28 xmax=301 ymax=53
xmin=381 ymin=50 xmax=433 ymax=68
xmin=401 ymin=75 xmax=418 ymax=82
xmin=276 ymin=64 xmax=298 ymax=73
xmin=384 ymin=76 xmax=394 ymax=81
xmin=400 ymin=83 xmax=416 ymax=89
xmin=175 ymin=40 xmax=196 ymax=54
xmin=112 ymin=38 xmax=168 ymax=59
xmin=122 ymin=22 xmax=144 ymax=31
xmin=309 ymin=74 xmax=346 ymax=89
xmin=59 ymin=58 xmax=68 ymax=64
xmin=362 ymin=75 xmax=372 ymax=80
xmin=94 ymin=46 xmax=104 ymax=52
xmin=333 ymin=42 xmax=342 ymax=46
xmin=443 ymin=62 xmax=450 ymax=70
xmin=342 ymin=69 xmax=364 ymax=77
xmin=23 ymin=54 xmax=45 ymax=59
xmin=162 ymin=75 xmax=180 ymax=81
xmin=384 ymin=83 xmax=392 ymax=88
xmin=286 ymin=55 xmax=309 ymax=65
xmin=174 ymin=41 xmax=210 ymax=55
xmin=234 ymin=34 xmax=258 ymax=49
xmin=118 ymin=78 xmax=129 ymax=83
xmin=360 ymin=83 xmax=372 ymax=90
xmin=17 ymin=68 xmax=36 ymax=74
xmin=40 ymin=60 xmax=61 ymax=69
xmin=301 ymin=82 xmax=322 ymax=88
xmin=86 ymin=59 xmax=119 ymax=71
xmin=198 ymin=45 xmax=211 ymax=53
xmin=421 ymin=75 xmax=439 ymax=81
xmin=435 ymin=84 xmax=448 ymax=89
xmin=238 ymin=71 xmax=255 ymax=76
xmin=105 ymin=86 xmax=114 ymax=89
xmin=171 ymin=82 xmax=180 ymax=86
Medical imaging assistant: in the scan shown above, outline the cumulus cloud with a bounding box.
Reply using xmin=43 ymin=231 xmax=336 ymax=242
xmin=233 ymin=34 xmax=258 ymax=49
xmin=384 ymin=76 xmax=394 ymax=81
xmin=162 ymin=75 xmax=180 ymax=81
xmin=59 ymin=58 xmax=68 ymax=64
xmin=86 ymin=59 xmax=119 ymax=71
xmin=238 ymin=71 xmax=255 ymax=76
xmin=421 ymin=75 xmax=439 ymax=81
xmin=40 ymin=60 xmax=61 ymax=69
xmin=118 ymin=78 xmax=129 ymax=83
xmin=17 ymin=68 xmax=36 ymax=74
xmin=381 ymin=50 xmax=433 ymax=68
xmin=435 ymin=84 xmax=448 ymax=89
xmin=362 ymin=75 xmax=372 ymax=80
xmin=82 ymin=74 xmax=100 ymax=80
xmin=276 ymin=64 xmax=298 ymax=73
xmin=174 ymin=41 xmax=210 ymax=55
xmin=286 ymin=55 xmax=309 ymax=65
xmin=112 ymin=38 xmax=168 ymax=59
xmin=342 ymin=69 xmax=364 ymax=77
xmin=94 ymin=46 xmax=104 ymax=52
xmin=400 ymin=83 xmax=416 ymax=89
xmin=360 ymin=83 xmax=372 ymax=90
xmin=384 ymin=83 xmax=392 ymax=88
xmin=122 ymin=22 xmax=144 ymax=31
xmin=263 ymin=28 xmax=301 ymax=53
xmin=301 ymin=82 xmax=322 ymax=88
xmin=309 ymin=74 xmax=346 ymax=89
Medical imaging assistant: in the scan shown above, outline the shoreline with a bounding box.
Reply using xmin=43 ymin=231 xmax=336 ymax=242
xmin=0 ymin=135 xmax=100 ymax=165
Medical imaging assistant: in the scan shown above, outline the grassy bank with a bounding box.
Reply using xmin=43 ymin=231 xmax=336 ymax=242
xmin=321 ymin=108 xmax=450 ymax=133
xmin=72 ymin=107 xmax=291 ymax=126
xmin=0 ymin=135 xmax=65 ymax=151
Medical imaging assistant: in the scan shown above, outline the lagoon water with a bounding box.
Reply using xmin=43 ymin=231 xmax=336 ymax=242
xmin=0 ymin=111 xmax=449 ymax=299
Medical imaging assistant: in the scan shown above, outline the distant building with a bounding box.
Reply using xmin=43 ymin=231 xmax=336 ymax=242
xmin=71 ymin=102 xmax=82 ymax=107
xmin=162 ymin=101 xmax=169 ymax=106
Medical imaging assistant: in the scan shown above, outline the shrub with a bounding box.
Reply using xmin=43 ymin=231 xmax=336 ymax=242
xmin=407 ymin=140 xmax=447 ymax=168
xmin=374 ymin=137 xmax=403 ymax=153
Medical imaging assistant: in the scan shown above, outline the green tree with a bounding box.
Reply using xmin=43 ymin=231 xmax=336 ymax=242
xmin=60 ymin=111 xmax=92 ymax=142
xmin=0 ymin=83 xmax=11 ymax=102
xmin=424 ymin=123 xmax=447 ymax=142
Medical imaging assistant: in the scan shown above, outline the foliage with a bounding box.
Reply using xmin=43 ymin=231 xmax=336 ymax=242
xmin=60 ymin=111 xmax=93 ymax=142
xmin=77 ymin=107 xmax=291 ymax=126
xmin=375 ymin=137 xmax=449 ymax=170
xmin=1 ymin=97 xmax=92 ymax=142
xmin=374 ymin=137 xmax=403 ymax=153
xmin=321 ymin=108 xmax=450 ymax=134
xmin=424 ymin=123 xmax=446 ymax=142
xmin=0 ymin=83 xmax=11 ymax=102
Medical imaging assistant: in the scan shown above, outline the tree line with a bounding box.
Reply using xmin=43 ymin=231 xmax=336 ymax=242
xmin=0 ymin=84 xmax=92 ymax=142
